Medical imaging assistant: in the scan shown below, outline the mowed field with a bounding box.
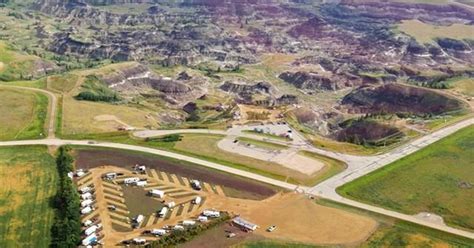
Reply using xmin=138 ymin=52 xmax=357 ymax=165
xmin=397 ymin=20 xmax=474 ymax=44
xmin=339 ymin=125 xmax=474 ymax=230
xmin=0 ymin=146 xmax=57 ymax=248
xmin=0 ymin=87 xmax=47 ymax=140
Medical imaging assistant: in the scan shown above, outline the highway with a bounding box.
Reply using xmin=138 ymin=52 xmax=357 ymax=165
xmin=1 ymin=85 xmax=473 ymax=240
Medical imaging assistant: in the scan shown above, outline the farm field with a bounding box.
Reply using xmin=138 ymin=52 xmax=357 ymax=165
xmin=338 ymin=125 xmax=474 ymax=230
xmin=397 ymin=20 xmax=474 ymax=44
xmin=0 ymin=146 xmax=57 ymax=248
xmin=0 ymin=87 xmax=48 ymax=140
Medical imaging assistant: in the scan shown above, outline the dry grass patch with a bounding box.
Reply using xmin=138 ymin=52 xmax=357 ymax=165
xmin=397 ymin=20 xmax=474 ymax=44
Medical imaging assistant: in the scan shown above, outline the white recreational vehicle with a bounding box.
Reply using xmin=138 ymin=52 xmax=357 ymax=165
xmin=81 ymin=192 xmax=92 ymax=200
xmin=165 ymin=201 xmax=176 ymax=208
xmin=192 ymin=196 xmax=201 ymax=205
xmin=123 ymin=177 xmax=140 ymax=184
xmin=182 ymin=220 xmax=196 ymax=226
xmin=149 ymin=189 xmax=165 ymax=198
xmin=135 ymin=180 xmax=148 ymax=187
xmin=158 ymin=207 xmax=169 ymax=218
xmin=81 ymin=199 xmax=93 ymax=208
xmin=150 ymin=229 xmax=167 ymax=236
xmin=79 ymin=186 xmax=92 ymax=194
xmin=81 ymin=206 xmax=93 ymax=215
xmin=202 ymin=210 xmax=220 ymax=218
xmin=84 ymin=224 xmax=102 ymax=236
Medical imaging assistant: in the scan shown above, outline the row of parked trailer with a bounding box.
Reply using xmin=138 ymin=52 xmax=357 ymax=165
xmin=80 ymin=185 xmax=97 ymax=215
xmin=78 ymin=184 xmax=104 ymax=247
xmin=124 ymin=210 xmax=222 ymax=245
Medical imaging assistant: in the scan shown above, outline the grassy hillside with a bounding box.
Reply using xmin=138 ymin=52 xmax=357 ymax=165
xmin=338 ymin=125 xmax=474 ymax=230
xmin=0 ymin=146 xmax=57 ymax=247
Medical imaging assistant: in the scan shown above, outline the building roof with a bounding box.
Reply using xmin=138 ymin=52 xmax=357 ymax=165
xmin=232 ymin=217 xmax=258 ymax=231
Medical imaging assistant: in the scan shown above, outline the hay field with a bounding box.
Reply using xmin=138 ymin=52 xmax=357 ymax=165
xmin=0 ymin=146 xmax=57 ymax=247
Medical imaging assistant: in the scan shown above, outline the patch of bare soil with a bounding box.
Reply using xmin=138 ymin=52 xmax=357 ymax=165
xmin=181 ymin=223 xmax=263 ymax=248
xmin=245 ymin=193 xmax=377 ymax=246
xmin=0 ymin=62 xmax=4 ymax=71
xmin=75 ymin=149 xmax=277 ymax=199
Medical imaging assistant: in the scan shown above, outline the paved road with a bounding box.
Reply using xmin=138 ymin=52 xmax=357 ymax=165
xmin=0 ymin=138 xmax=303 ymax=192
xmin=0 ymin=85 xmax=57 ymax=138
xmin=1 ymin=85 xmax=473 ymax=240
xmin=1 ymin=119 xmax=474 ymax=239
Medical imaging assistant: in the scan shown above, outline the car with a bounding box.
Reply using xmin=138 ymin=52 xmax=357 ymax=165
xmin=267 ymin=225 xmax=276 ymax=232
xmin=233 ymin=139 xmax=239 ymax=143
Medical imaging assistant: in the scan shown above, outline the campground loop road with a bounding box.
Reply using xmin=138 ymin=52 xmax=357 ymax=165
xmin=1 ymin=85 xmax=473 ymax=240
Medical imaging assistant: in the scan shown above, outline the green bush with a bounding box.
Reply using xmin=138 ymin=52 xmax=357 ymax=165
xmin=75 ymin=75 xmax=120 ymax=102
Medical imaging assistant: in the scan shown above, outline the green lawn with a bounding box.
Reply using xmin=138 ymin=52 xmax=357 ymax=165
xmin=0 ymin=146 xmax=57 ymax=247
xmin=0 ymin=87 xmax=48 ymax=140
xmin=338 ymin=125 xmax=474 ymax=230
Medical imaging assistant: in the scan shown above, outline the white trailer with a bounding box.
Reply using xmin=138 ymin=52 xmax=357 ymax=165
xmin=81 ymin=199 xmax=93 ymax=208
xmin=135 ymin=180 xmax=148 ymax=187
xmin=202 ymin=210 xmax=220 ymax=218
xmin=84 ymin=224 xmax=101 ymax=236
xmin=165 ymin=201 xmax=176 ymax=208
xmin=183 ymin=220 xmax=196 ymax=226
xmin=123 ymin=177 xmax=140 ymax=184
xmin=197 ymin=216 xmax=208 ymax=222
xmin=149 ymin=189 xmax=165 ymax=198
xmin=82 ymin=233 xmax=97 ymax=246
xmin=190 ymin=180 xmax=202 ymax=190
xmin=104 ymin=172 xmax=117 ymax=180
xmin=192 ymin=196 xmax=201 ymax=205
xmin=173 ymin=225 xmax=185 ymax=231
xmin=150 ymin=229 xmax=167 ymax=236
xmin=134 ymin=215 xmax=144 ymax=224
xmin=79 ymin=186 xmax=91 ymax=194
xmin=158 ymin=207 xmax=168 ymax=218
xmin=137 ymin=165 xmax=146 ymax=171
xmin=81 ymin=192 xmax=92 ymax=200
xmin=133 ymin=238 xmax=146 ymax=245
xmin=83 ymin=219 xmax=93 ymax=227
xmin=81 ymin=206 xmax=93 ymax=215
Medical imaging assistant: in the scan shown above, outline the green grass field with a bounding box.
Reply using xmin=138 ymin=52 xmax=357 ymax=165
xmin=0 ymin=87 xmax=48 ymax=140
xmin=338 ymin=125 xmax=474 ymax=230
xmin=317 ymin=199 xmax=474 ymax=248
xmin=0 ymin=146 xmax=57 ymax=248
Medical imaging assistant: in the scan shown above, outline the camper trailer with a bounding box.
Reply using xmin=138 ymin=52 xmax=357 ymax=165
xmin=192 ymin=196 xmax=201 ymax=205
xmin=135 ymin=180 xmax=148 ymax=187
xmin=183 ymin=220 xmax=196 ymax=226
xmin=81 ymin=199 xmax=93 ymax=208
xmin=84 ymin=224 xmax=102 ymax=236
xmin=103 ymin=172 xmax=117 ymax=180
xmin=165 ymin=201 xmax=176 ymax=208
xmin=81 ymin=206 xmax=93 ymax=215
xmin=81 ymin=192 xmax=92 ymax=200
xmin=190 ymin=180 xmax=202 ymax=190
xmin=133 ymin=238 xmax=146 ymax=245
xmin=197 ymin=216 xmax=208 ymax=222
xmin=134 ymin=215 xmax=144 ymax=224
xmin=158 ymin=207 xmax=169 ymax=218
xmin=149 ymin=189 xmax=165 ymax=198
xmin=79 ymin=186 xmax=92 ymax=194
xmin=123 ymin=177 xmax=140 ymax=184
xmin=150 ymin=229 xmax=167 ymax=236
xmin=82 ymin=234 xmax=97 ymax=246
xmin=173 ymin=225 xmax=185 ymax=231
xmin=202 ymin=210 xmax=220 ymax=218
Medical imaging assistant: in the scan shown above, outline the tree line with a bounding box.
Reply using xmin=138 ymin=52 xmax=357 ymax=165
xmin=50 ymin=146 xmax=82 ymax=247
